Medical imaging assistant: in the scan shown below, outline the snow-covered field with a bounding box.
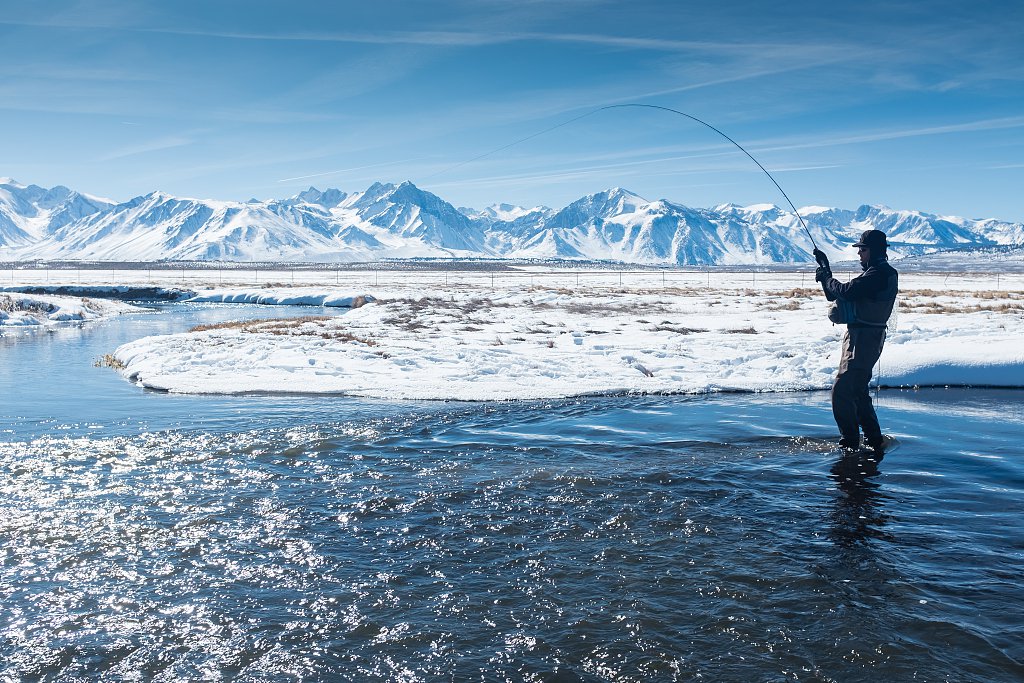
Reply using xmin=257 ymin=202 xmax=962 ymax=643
xmin=4 ymin=262 xmax=1024 ymax=292
xmin=4 ymin=267 xmax=1022 ymax=400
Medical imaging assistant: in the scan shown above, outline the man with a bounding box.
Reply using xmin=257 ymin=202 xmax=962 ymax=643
xmin=813 ymin=229 xmax=899 ymax=454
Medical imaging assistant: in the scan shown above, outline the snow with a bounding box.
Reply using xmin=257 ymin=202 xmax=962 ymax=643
xmin=0 ymin=292 xmax=141 ymax=327
xmin=882 ymin=336 xmax=1024 ymax=387
xmin=189 ymin=287 xmax=374 ymax=308
xmin=482 ymin=204 xmax=545 ymax=221
xmin=6 ymin=179 xmax=1023 ymax=265
xmin=102 ymin=276 xmax=1024 ymax=401
xmin=3 ymin=266 xmax=1021 ymax=401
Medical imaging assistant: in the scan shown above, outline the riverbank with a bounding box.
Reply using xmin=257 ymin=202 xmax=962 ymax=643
xmin=0 ymin=291 xmax=141 ymax=328
xmin=108 ymin=282 xmax=1024 ymax=400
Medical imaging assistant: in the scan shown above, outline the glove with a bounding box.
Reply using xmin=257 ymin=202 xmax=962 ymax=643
xmin=813 ymin=248 xmax=830 ymax=268
xmin=815 ymin=266 xmax=832 ymax=283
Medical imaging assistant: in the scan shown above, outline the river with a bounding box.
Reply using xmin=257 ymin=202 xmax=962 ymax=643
xmin=2 ymin=303 xmax=1022 ymax=681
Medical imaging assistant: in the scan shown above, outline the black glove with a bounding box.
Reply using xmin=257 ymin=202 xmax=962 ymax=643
xmin=815 ymin=266 xmax=832 ymax=283
xmin=813 ymin=248 xmax=830 ymax=268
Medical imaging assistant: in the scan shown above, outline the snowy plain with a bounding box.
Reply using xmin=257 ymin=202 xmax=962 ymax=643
xmin=4 ymin=265 xmax=1021 ymax=401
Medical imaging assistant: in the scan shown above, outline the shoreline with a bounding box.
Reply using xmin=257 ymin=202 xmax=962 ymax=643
xmin=3 ymin=273 xmax=1021 ymax=401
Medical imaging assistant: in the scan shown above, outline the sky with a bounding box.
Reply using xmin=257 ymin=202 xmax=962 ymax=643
xmin=2 ymin=0 xmax=1023 ymax=221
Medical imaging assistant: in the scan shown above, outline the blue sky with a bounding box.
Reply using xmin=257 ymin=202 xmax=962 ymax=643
xmin=2 ymin=0 xmax=1022 ymax=220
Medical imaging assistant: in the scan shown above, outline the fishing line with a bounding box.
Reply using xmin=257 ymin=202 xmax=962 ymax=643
xmin=429 ymin=103 xmax=819 ymax=254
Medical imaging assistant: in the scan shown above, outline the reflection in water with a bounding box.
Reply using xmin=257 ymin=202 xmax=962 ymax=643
xmin=828 ymin=451 xmax=892 ymax=547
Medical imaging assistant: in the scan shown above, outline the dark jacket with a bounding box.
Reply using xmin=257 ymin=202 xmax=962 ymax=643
xmin=821 ymin=257 xmax=898 ymax=329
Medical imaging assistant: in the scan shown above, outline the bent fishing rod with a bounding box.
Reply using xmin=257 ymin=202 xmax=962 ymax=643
xmin=431 ymin=103 xmax=819 ymax=255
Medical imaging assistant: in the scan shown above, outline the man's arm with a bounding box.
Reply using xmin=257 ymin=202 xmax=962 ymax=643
xmin=821 ymin=268 xmax=886 ymax=301
xmin=812 ymin=249 xmax=838 ymax=301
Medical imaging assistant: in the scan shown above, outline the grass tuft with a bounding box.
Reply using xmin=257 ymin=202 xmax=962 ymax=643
xmin=0 ymin=294 xmax=56 ymax=315
xmin=95 ymin=353 xmax=126 ymax=370
xmin=189 ymin=316 xmax=377 ymax=344
xmin=654 ymin=322 xmax=708 ymax=334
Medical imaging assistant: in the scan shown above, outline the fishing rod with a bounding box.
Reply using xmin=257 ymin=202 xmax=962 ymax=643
xmin=431 ymin=103 xmax=819 ymax=254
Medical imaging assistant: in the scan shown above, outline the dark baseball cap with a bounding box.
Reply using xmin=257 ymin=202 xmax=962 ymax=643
xmin=853 ymin=229 xmax=888 ymax=249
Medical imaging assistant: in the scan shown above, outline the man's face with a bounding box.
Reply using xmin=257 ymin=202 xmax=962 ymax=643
xmin=858 ymin=245 xmax=871 ymax=266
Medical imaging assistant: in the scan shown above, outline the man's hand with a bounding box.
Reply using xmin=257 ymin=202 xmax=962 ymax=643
xmin=815 ymin=266 xmax=832 ymax=283
xmin=813 ymin=248 xmax=830 ymax=268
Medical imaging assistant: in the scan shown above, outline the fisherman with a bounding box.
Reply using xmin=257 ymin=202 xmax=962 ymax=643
xmin=813 ymin=230 xmax=899 ymax=454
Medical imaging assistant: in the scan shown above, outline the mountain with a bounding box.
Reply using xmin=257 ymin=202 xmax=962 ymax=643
xmin=341 ymin=181 xmax=485 ymax=254
xmin=1 ymin=178 xmax=114 ymax=248
xmin=1 ymin=177 xmax=1022 ymax=265
xmin=24 ymin=191 xmax=343 ymax=262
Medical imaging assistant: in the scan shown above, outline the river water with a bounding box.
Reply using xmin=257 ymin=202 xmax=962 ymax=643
xmin=2 ymin=304 xmax=1022 ymax=681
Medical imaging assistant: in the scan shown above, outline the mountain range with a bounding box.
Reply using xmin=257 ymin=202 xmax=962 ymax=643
xmin=2 ymin=177 xmax=1022 ymax=265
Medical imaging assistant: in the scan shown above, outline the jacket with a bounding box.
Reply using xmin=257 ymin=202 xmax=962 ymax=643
xmin=820 ymin=257 xmax=898 ymax=328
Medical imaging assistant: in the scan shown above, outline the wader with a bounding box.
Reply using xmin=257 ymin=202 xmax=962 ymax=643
xmin=832 ymin=327 xmax=886 ymax=450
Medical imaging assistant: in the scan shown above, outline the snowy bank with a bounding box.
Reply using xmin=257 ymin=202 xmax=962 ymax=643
xmin=0 ymin=292 xmax=142 ymax=328
xmin=187 ymin=287 xmax=375 ymax=308
xmin=111 ymin=284 xmax=1024 ymax=400
xmin=1 ymin=285 xmax=193 ymax=301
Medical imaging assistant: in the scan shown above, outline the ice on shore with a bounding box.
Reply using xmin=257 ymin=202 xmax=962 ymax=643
xmin=111 ymin=285 xmax=1024 ymax=400
xmin=0 ymin=292 xmax=141 ymax=328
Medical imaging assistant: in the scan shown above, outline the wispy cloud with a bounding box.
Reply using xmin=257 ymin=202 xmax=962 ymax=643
xmin=96 ymin=136 xmax=193 ymax=162
xmin=0 ymin=17 xmax=873 ymax=59
xmin=749 ymin=116 xmax=1024 ymax=155
xmin=769 ymin=164 xmax=844 ymax=173
xmin=425 ymin=150 xmax=765 ymax=192
xmin=278 ymin=157 xmax=433 ymax=183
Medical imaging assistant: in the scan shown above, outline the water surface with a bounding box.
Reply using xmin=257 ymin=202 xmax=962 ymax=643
xmin=2 ymin=305 xmax=1022 ymax=681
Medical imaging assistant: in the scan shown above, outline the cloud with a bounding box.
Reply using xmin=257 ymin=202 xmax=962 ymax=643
xmin=278 ymin=157 xmax=433 ymax=183
xmin=96 ymin=136 xmax=193 ymax=162
xmin=749 ymin=116 xmax=1024 ymax=155
xmin=0 ymin=16 xmax=881 ymax=60
xmin=768 ymin=164 xmax=843 ymax=173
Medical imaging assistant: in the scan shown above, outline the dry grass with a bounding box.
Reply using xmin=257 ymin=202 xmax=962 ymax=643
xmin=382 ymin=296 xmax=507 ymax=313
xmin=0 ymin=294 xmax=56 ymax=315
xmin=381 ymin=315 xmax=431 ymax=332
xmin=189 ymin=316 xmax=377 ymax=344
xmin=899 ymin=288 xmax=1024 ymax=298
xmin=654 ymin=322 xmax=708 ymax=334
xmin=899 ymin=300 xmax=1024 ymax=314
xmin=760 ymin=299 xmax=804 ymax=311
xmin=188 ymin=316 xmax=332 ymax=333
xmin=375 ymin=294 xmax=672 ymax=334
xmin=898 ymin=289 xmax=1024 ymax=314
xmin=378 ymin=296 xmax=507 ymax=333
xmin=769 ymin=288 xmax=819 ymax=298
xmin=95 ymin=353 xmax=126 ymax=370
xmin=530 ymin=299 xmax=671 ymax=315
xmin=528 ymin=284 xmax=707 ymax=298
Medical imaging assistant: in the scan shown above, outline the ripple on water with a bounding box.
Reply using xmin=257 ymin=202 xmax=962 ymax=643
xmin=2 ymin=397 xmax=1023 ymax=681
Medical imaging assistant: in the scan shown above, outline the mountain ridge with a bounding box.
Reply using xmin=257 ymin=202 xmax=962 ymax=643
xmin=1 ymin=177 xmax=1022 ymax=265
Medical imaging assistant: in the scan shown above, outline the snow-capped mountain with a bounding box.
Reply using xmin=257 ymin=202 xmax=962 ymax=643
xmin=1 ymin=179 xmax=114 ymax=248
xmin=1 ymin=177 xmax=1022 ymax=265
xmin=342 ymin=181 xmax=485 ymax=255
